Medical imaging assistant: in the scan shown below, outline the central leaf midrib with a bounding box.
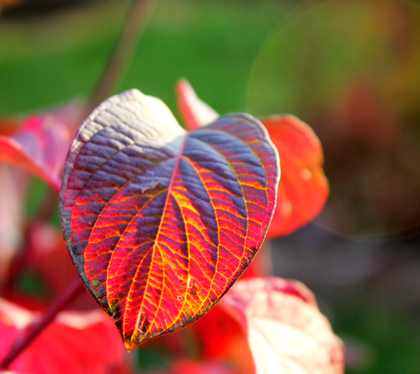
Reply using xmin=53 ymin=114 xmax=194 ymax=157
xmin=123 ymin=133 xmax=188 ymax=339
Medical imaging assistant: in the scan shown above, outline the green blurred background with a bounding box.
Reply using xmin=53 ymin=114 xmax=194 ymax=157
xmin=2 ymin=0 xmax=420 ymax=372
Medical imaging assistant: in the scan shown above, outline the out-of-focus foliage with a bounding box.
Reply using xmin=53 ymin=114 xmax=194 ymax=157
xmin=1 ymin=0 xmax=95 ymax=14
xmin=0 ymin=0 xmax=22 ymax=12
xmin=0 ymin=105 xmax=79 ymax=192
xmin=0 ymin=298 xmax=130 ymax=374
xmin=0 ymin=0 xmax=285 ymax=116
xmin=0 ymin=166 xmax=26 ymax=287
xmin=249 ymin=0 xmax=420 ymax=237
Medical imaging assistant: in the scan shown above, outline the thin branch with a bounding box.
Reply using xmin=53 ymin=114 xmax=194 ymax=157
xmin=0 ymin=278 xmax=85 ymax=370
xmin=84 ymin=0 xmax=154 ymax=117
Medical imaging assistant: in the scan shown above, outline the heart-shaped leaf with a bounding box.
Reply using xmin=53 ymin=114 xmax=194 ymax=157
xmin=176 ymin=80 xmax=329 ymax=237
xmin=59 ymin=89 xmax=279 ymax=350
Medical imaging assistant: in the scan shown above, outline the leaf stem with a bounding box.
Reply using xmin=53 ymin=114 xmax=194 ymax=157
xmin=84 ymin=0 xmax=154 ymax=117
xmin=0 ymin=278 xmax=85 ymax=370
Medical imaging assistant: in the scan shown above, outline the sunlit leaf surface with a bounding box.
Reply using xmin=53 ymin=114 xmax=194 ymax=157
xmin=59 ymin=89 xmax=279 ymax=350
xmin=0 ymin=298 xmax=129 ymax=374
xmin=220 ymin=277 xmax=344 ymax=374
xmin=175 ymin=79 xmax=328 ymax=238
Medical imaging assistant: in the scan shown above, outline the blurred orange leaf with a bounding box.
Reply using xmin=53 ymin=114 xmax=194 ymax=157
xmin=261 ymin=116 xmax=328 ymax=237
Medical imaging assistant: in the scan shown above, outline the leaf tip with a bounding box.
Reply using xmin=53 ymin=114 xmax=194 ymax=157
xmin=123 ymin=339 xmax=138 ymax=352
xmin=122 ymin=331 xmax=147 ymax=352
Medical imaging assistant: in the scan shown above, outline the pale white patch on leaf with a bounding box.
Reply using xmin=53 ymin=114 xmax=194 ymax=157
xmin=220 ymin=277 xmax=344 ymax=374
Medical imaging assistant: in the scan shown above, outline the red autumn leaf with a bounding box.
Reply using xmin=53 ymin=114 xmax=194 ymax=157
xmin=261 ymin=116 xmax=328 ymax=237
xmin=189 ymin=302 xmax=254 ymax=374
xmin=0 ymin=105 xmax=79 ymax=193
xmin=0 ymin=298 xmax=130 ymax=374
xmin=189 ymin=244 xmax=276 ymax=370
xmin=175 ymin=79 xmax=219 ymax=130
xmin=239 ymin=241 xmax=272 ymax=279
xmin=0 ymin=117 xmax=20 ymax=136
xmin=219 ymin=277 xmax=344 ymax=374
xmin=59 ymin=89 xmax=279 ymax=350
xmin=176 ymin=79 xmax=329 ymax=237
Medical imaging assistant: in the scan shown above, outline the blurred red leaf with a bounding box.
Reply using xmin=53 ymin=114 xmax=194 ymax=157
xmin=261 ymin=116 xmax=328 ymax=237
xmin=175 ymin=79 xmax=219 ymax=130
xmin=239 ymin=241 xmax=272 ymax=279
xmin=189 ymin=303 xmax=254 ymax=374
xmin=219 ymin=277 xmax=344 ymax=374
xmin=190 ymin=302 xmax=244 ymax=359
xmin=59 ymin=89 xmax=279 ymax=350
xmin=150 ymin=359 xmax=241 ymax=374
xmin=0 ymin=104 xmax=80 ymax=193
xmin=0 ymin=298 xmax=130 ymax=374
xmin=26 ymin=223 xmax=76 ymax=297
xmin=9 ymin=222 xmax=97 ymax=310
xmin=176 ymin=80 xmax=329 ymax=237
xmin=0 ymin=117 xmax=20 ymax=136
xmin=0 ymin=109 xmax=77 ymax=287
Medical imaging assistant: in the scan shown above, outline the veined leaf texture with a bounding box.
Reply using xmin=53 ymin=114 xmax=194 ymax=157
xmin=59 ymin=89 xmax=279 ymax=349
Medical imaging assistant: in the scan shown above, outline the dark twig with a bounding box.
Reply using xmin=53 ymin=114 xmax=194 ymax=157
xmin=84 ymin=0 xmax=154 ymax=117
xmin=0 ymin=278 xmax=85 ymax=370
